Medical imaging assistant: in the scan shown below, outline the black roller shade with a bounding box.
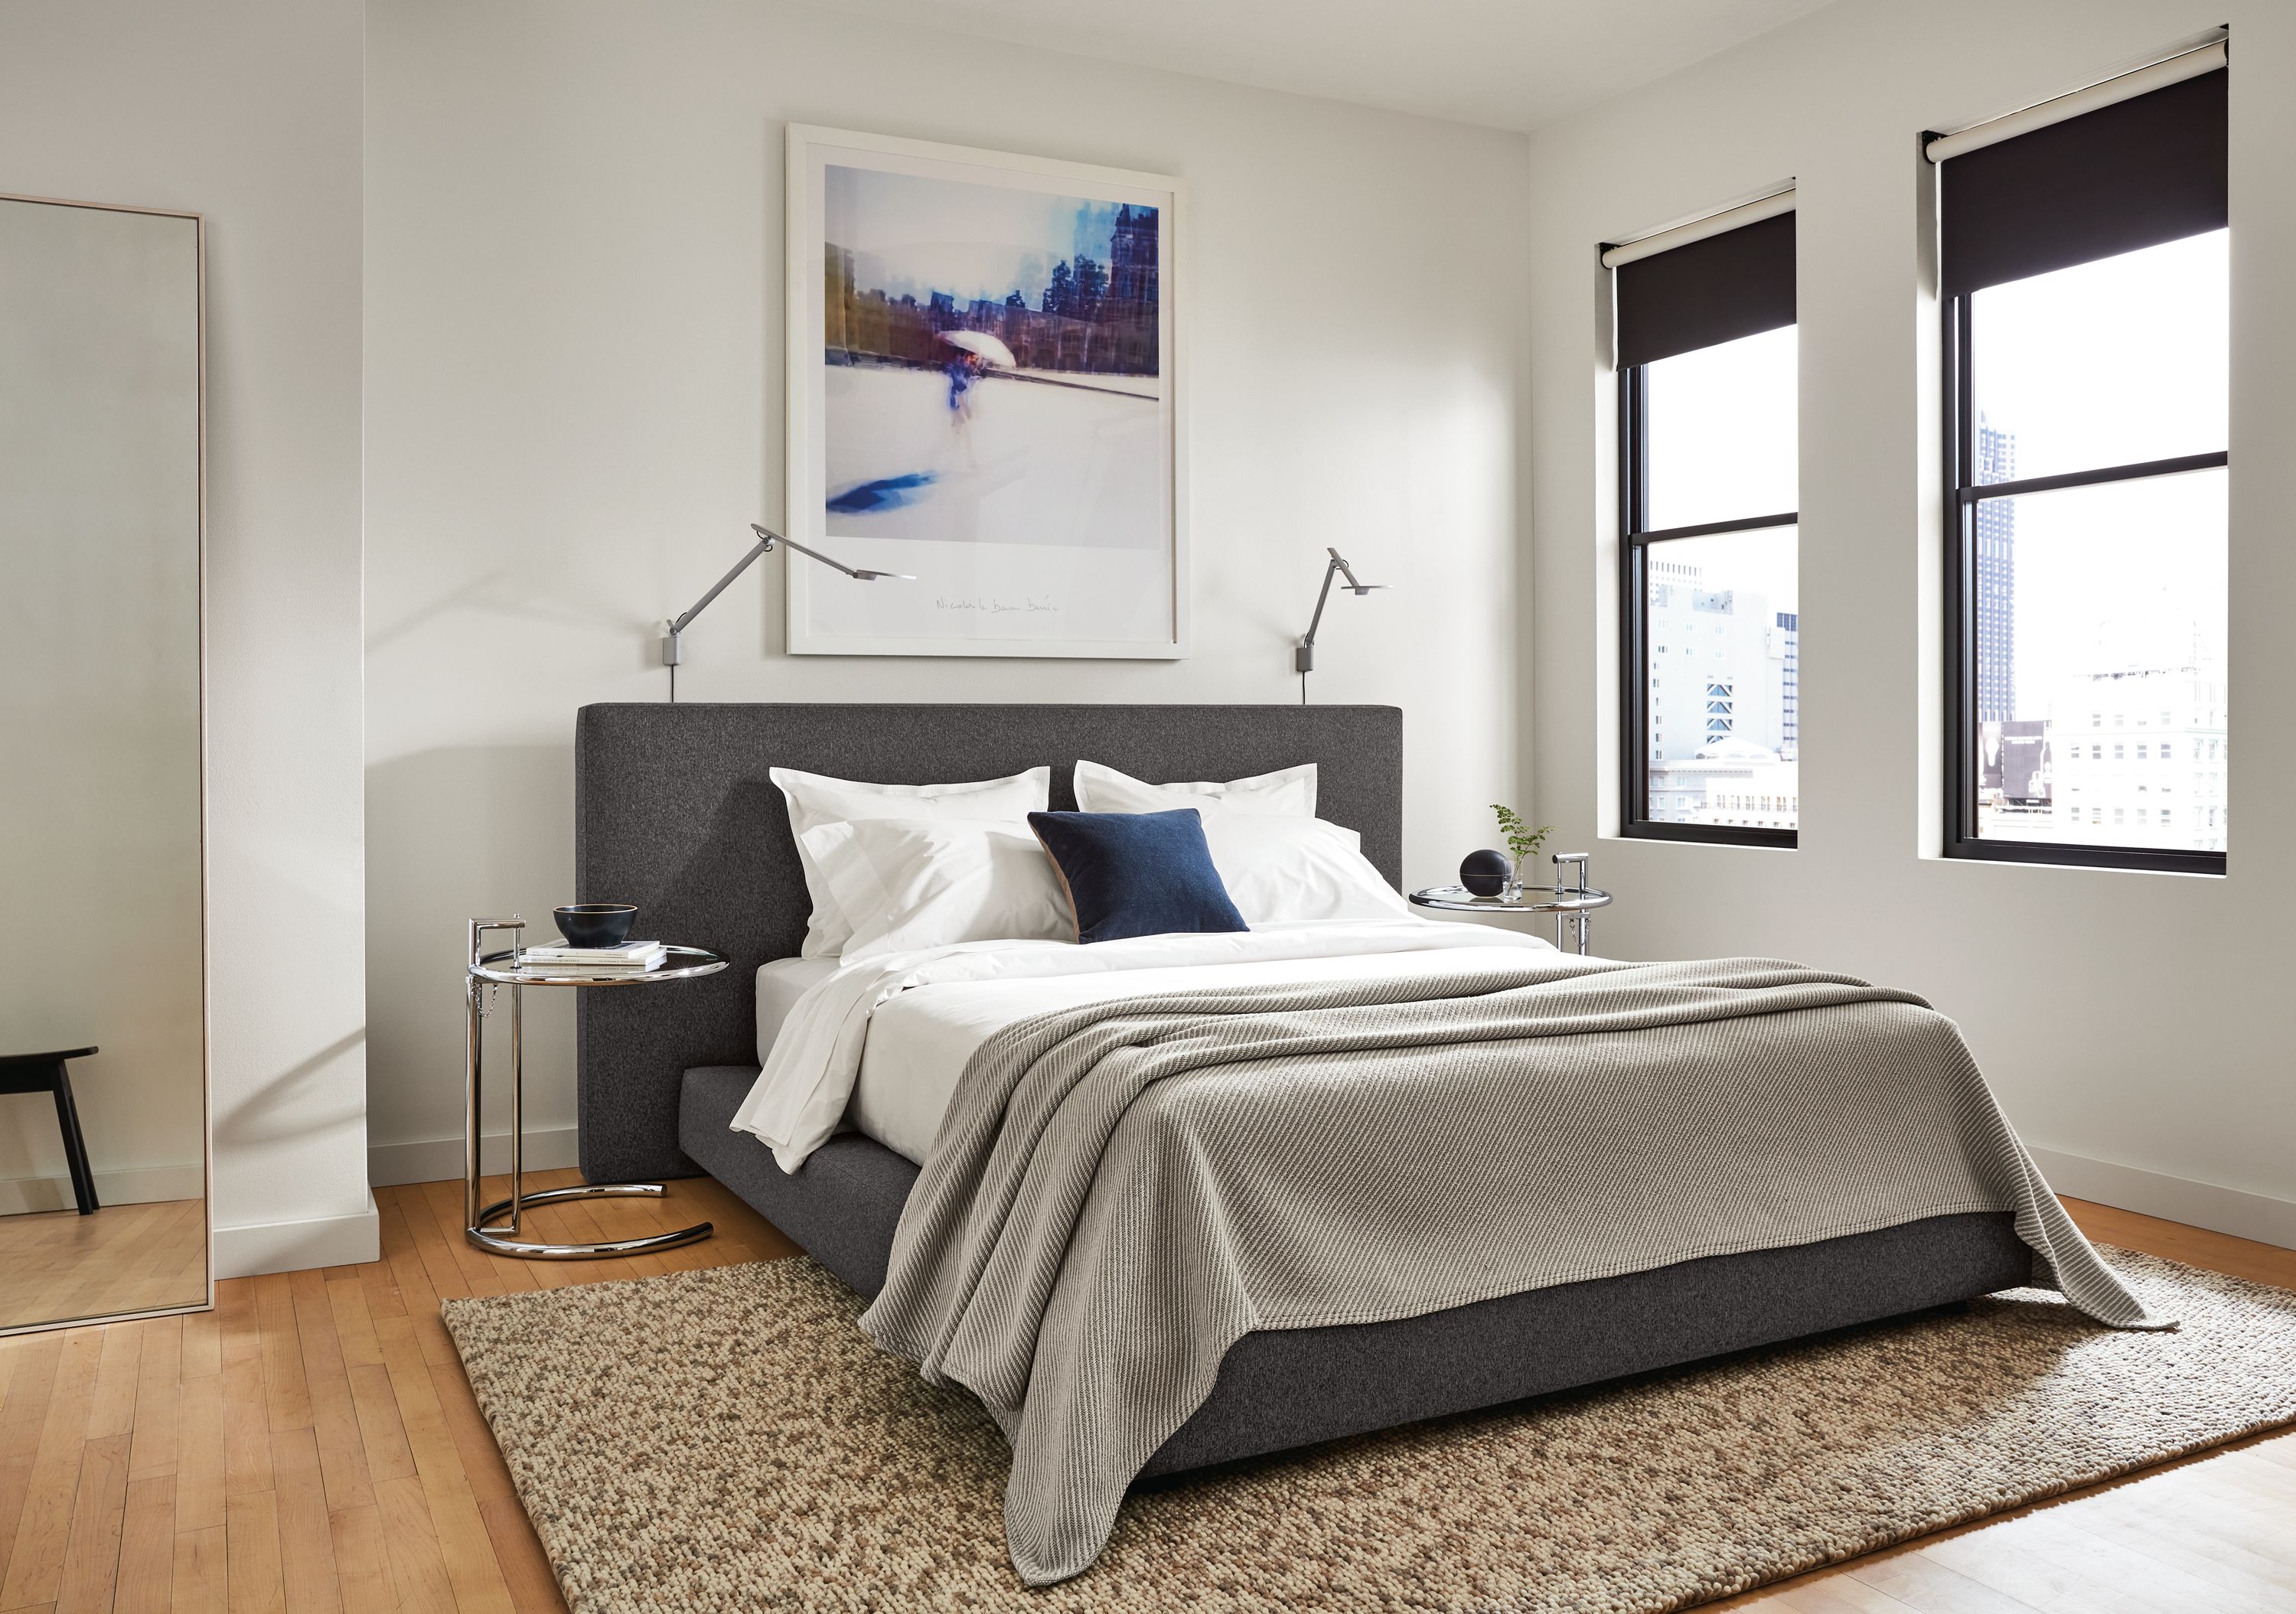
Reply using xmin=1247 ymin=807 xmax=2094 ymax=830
xmin=1614 ymin=210 xmax=1795 ymax=370
xmin=1942 ymin=65 xmax=2226 ymax=297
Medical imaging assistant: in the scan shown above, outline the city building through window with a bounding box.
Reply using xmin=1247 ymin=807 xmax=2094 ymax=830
xmin=1612 ymin=207 xmax=1798 ymax=846
xmin=1940 ymin=61 xmax=2227 ymax=873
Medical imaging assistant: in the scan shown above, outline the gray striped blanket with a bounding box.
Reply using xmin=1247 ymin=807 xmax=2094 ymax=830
xmin=857 ymin=954 xmax=2164 ymax=1586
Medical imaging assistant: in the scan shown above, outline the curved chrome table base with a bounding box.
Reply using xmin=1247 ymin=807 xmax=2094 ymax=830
xmin=468 ymin=1182 xmax=715 ymax=1261
xmin=464 ymin=921 xmax=729 ymax=1260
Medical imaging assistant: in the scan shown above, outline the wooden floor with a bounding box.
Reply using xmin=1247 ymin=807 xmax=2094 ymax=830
xmin=0 ymin=1200 xmax=207 ymax=1335
xmin=0 ymin=1179 xmax=2288 ymax=1613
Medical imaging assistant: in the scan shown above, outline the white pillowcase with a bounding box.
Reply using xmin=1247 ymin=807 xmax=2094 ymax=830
xmin=1198 ymin=814 xmax=1411 ymax=927
xmin=801 ymin=817 xmax=1072 ymax=962
xmin=771 ymin=765 xmax=1050 ymax=958
xmin=1072 ymin=760 xmax=1316 ymax=817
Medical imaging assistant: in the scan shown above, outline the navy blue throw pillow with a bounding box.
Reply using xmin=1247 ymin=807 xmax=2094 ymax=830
xmin=1028 ymin=809 xmax=1248 ymax=944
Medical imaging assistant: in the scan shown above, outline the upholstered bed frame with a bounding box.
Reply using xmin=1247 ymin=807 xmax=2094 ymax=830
xmin=575 ymin=702 xmax=2030 ymax=1477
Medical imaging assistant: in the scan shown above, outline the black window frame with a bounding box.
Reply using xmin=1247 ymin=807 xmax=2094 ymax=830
xmin=1937 ymin=61 xmax=2229 ymax=877
xmin=1617 ymin=324 xmax=1799 ymax=850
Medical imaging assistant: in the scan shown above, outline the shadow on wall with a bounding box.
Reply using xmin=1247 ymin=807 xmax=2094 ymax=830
xmin=366 ymin=744 xmax=579 ymax=1161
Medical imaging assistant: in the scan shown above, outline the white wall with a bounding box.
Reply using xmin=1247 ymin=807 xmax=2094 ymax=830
xmin=0 ymin=0 xmax=374 ymax=1275
xmin=363 ymin=0 xmax=1532 ymax=1175
xmin=1527 ymin=0 xmax=2296 ymax=1244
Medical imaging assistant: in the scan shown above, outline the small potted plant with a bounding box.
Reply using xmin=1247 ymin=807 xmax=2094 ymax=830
xmin=1489 ymin=804 xmax=1556 ymax=898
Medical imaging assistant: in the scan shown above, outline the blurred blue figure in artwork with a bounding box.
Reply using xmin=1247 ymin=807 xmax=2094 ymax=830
xmin=936 ymin=329 xmax=1016 ymax=469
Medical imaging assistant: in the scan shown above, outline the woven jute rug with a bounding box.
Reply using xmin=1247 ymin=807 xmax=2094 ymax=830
xmin=442 ymin=1249 xmax=2296 ymax=1613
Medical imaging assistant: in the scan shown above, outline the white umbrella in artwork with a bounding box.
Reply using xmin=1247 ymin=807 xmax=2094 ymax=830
xmin=938 ymin=328 xmax=1016 ymax=367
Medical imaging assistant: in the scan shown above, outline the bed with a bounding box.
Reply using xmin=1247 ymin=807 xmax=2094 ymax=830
xmin=573 ymin=702 xmax=2140 ymax=1584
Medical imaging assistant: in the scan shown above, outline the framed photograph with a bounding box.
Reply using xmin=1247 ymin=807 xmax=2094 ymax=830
xmin=785 ymin=124 xmax=1186 ymax=658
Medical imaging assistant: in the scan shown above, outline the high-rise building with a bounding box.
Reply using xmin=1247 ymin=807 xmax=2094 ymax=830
xmin=1646 ymin=559 xmax=1791 ymax=763
xmin=1974 ymin=419 xmax=2017 ymax=724
xmin=1776 ymin=611 xmax=1798 ymax=760
xmin=1645 ymin=559 xmax=1799 ymax=826
xmin=2047 ymin=668 xmax=2228 ymax=853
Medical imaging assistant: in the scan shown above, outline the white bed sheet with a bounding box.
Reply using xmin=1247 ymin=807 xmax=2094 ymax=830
xmin=853 ymin=941 xmax=1558 ymax=1165
xmin=735 ymin=921 xmax=1561 ymax=1172
xmin=757 ymin=957 xmax=841 ymax=1060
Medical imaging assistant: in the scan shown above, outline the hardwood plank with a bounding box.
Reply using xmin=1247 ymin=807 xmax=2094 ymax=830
xmin=476 ymin=1496 xmax=563 ymax=1614
xmin=170 ymin=1374 xmax=224 ymax=1534
xmin=339 ymin=1367 xmax=415 ymax=1489
xmin=269 ymin=1428 xmax=342 ymax=1614
xmin=129 ymin=1318 xmax=182 ymax=1482
xmin=50 ymin=1432 xmax=128 ymax=1614
xmin=2063 ymin=1198 xmax=2296 ymax=1289
xmin=170 ymin=1525 xmax=225 ymax=1614
xmin=111 ymin=1475 xmax=173 ymax=1614
xmin=177 ymin=1308 xmax=220 ymax=1382
xmin=287 ymin=1270 xmax=373 ymax=1513
xmin=372 ymin=1477 xmax=455 ymax=1614
xmin=428 ymin=1361 xmax=514 ymax=1507
xmin=251 ymin=1277 xmax=311 ymax=1436
xmin=325 ymin=1505 xmax=393 ymax=1614
xmin=0 ymin=1338 xmax=62 ymax=1591
xmin=1851 ymin=1549 xmax=2048 ymax=1613
xmin=371 ymin=1318 xmax=514 ymax=1614
xmin=0 ymin=1329 xmax=102 ymax=1610
xmin=1764 ymin=1576 xmax=1925 ymax=1612
xmin=85 ymin=1327 xmax=143 ymax=1442
xmin=213 ymin=1283 xmax=258 ymax=1372
xmin=322 ymin=1283 xmax=381 ymax=1373
xmin=220 ymin=1490 xmax=283 ymax=1614
xmin=1923 ymin=1505 xmax=2267 ymax=1614
xmin=217 ymin=1357 xmax=270 ymax=1498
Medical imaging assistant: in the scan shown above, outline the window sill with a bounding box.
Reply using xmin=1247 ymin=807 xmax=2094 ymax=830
xmin=1939 ymin=839 xmax=2223 ymax=877
xmin=1617 ymin=822 xmax=1796 ymax=850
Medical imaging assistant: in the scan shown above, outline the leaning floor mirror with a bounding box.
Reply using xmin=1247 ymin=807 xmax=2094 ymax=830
xmin=0 ymin=193 xmax=210 ymax=1333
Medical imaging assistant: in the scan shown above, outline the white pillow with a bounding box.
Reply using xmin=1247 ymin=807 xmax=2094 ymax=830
xmin=801 ymin=817 xmax=1071 ymax=962
xmin=771 ymin=765 xmax=1050 ymax=958
xmin=1072 ymin=760 xmax=1316 ymax=817
xmin=1199 ymin=814 xmax=1410 ymax=928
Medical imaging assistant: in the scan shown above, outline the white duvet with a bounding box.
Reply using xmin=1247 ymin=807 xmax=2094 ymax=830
xmin=731 ymin=921 xmax=1559 ymax=1172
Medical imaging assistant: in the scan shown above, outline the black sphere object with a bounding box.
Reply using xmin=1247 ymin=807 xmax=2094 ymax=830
xmin=554 ymin=903 xmax=638 ymax=947
xmin=1459 ymin=849 xmax=1512 ymax=898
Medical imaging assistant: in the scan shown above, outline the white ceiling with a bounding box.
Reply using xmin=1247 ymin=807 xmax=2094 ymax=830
xmin=807 ymin=0 xmax=1836 ymax=132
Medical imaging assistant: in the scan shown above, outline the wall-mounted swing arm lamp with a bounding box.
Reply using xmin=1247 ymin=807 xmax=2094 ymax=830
xmin=660 ymin=523 xmax=914 ymax=699
xmin=1293 ymin=546 xmax=1388 ymax=703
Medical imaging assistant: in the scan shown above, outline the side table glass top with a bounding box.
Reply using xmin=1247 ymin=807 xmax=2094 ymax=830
xmin=1407 ymin=884 xmax=1612 ymax=915
xmin=471 ymin=944 xmax=727 ymax=987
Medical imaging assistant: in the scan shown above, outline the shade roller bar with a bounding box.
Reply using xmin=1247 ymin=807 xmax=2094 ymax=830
xmin=1600 ymin=187 xmax=1794 ymax=269
xmin=1939 ymin=62 xmax=2226 ymax=298
xmin=1926 ymin=40 xmax=2225 ymax=163
xmin=1613 ymin=208 xmax=1795 ymax=370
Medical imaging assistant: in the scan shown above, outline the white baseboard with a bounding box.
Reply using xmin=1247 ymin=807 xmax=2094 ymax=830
xmin=2031 ymin=1146 xmax=2296 ymax=1251
xmin=214 ymin=1191 xmax=380 ymax=1279
xmin=368 ymin=1125 xmax=580 ymax=1188
xmin=0 ymin=1163 xmax=206 ymax=1216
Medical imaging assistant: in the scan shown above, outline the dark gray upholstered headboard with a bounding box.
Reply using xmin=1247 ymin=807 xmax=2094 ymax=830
xmin=574 ymin=703 xmax=1403 ymax=1182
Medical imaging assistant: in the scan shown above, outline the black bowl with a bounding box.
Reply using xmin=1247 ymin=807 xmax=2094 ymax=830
xmin=1459 ymin=849 xmax=1512 ymax=898
xmin=553 ymin=903 xmax=638 ymax=947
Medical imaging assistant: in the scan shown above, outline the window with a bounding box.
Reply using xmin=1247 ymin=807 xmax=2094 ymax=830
xmin=1613 ymin=207 xmax=1797 ymax=845
xmin=1941 ymin=58 xmax=2227 ymax=873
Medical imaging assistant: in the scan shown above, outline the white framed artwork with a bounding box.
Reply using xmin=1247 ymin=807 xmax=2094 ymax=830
xmin=784 ymin=124 xmax=1186 ymax=658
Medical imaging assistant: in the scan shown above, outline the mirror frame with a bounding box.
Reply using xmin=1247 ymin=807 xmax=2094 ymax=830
xmin=0 ymin=191 xmax=212 ymax=1336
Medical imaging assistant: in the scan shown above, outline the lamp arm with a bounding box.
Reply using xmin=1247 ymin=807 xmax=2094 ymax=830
xmin=1300 ymin=553 xmax=1345 ymax=654
xmin=668 ymin=528 xmax=778 ymax=639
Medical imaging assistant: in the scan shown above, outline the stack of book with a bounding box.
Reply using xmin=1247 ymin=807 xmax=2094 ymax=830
xmin=520 ymin=939 xmax=669 ymax=977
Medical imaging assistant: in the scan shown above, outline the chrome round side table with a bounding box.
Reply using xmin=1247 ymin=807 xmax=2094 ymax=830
xmin=464 ymin=917 xmax=727 ymax=1259
xmin=1410 ymin=852 xmax=1613 ymax=955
